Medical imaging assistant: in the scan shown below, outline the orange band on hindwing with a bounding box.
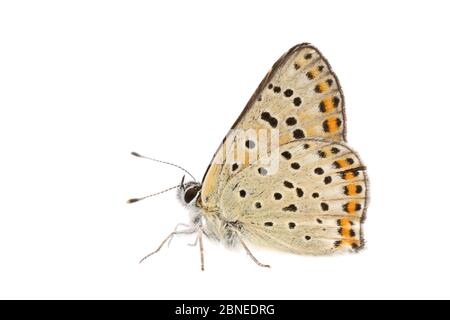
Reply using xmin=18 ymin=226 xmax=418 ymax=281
xmin=336 ymin=218 xmax=359 ymax=249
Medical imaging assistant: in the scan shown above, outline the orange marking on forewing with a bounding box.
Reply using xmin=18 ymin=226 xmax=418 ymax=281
xmin=322 ymin=97 xmax=334 ymax=112
xmin=326 ymin=118 xmax=339 ymax=133
xmin=336 ymin=159 xmax=349 ymax=168
xmin=318 ymin=81 xmax=328 ymax=93
xmin=309 ymin=67 xmax=320 ymax=79
xmin=294 ymin=59 xmax=303 ymax=69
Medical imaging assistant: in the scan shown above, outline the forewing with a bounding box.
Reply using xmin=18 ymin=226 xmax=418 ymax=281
xmin=201 ymin=44 xmax=346 ymax=210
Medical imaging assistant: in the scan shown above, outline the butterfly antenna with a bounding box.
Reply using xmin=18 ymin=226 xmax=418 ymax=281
xmin=131 ymin=152 xmax=197 ymax=182
xmin=127 ymin=185 xmax=180 ymax=204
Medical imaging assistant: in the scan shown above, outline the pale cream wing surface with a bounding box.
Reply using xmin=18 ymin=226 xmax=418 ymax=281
xmin=201 ymin=44 xmax=346 ymax=211
xmin=218 ymin=139 xmax=367 ymax=254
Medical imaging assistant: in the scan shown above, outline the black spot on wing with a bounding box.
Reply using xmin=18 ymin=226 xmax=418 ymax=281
xmin=283 ymin=181 xmax=294 ymax=189
xmin=281 ymin=151 xmax=292 ymax=160
xmin=245 ymin=140 xmax=255 ymax=149
xmin=293 ymin=129 xmax=305 ymax=139
xmin=282 ymin=204 xmax=297 ymax=212
xmin=314 ymin=167 xmax=324 ymax=175
xmin=291 ymin=162 xmax=300 ymax=170
xmin=260 ymin=111 xmax=278 ymax=128
xmin=258 ymin=167 xmax=268 ymax=176
xmin=274 ymin=193 xmax=283 ymax=200
xmin=284 ymin=89 xmax=293 ymax=97
xmin=318 ymin=150 xmax=326 ymax=158
xmin=331 ymin=147 xmax=340 ymax=154
xmin=285 ymin=117 xmax=297 ymax=126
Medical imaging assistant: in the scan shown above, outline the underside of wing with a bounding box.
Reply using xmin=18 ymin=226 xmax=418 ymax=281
xmin=218 ymin=139 xmax=368 ymax=255
xmin=201 ymin=44 xmax=347 ymax=210
xmin=235 ymin=43 xmax=347 ymax=142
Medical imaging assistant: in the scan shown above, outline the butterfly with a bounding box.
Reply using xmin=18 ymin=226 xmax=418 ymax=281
xmin=130 ymin=43 xmax=368 ymax=270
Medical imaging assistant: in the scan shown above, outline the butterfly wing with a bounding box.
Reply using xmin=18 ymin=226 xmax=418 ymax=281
xmin=201 ymin=44 xmax=347 ymax=210
xmin=219 ymin=139 xmax=368 ymax=254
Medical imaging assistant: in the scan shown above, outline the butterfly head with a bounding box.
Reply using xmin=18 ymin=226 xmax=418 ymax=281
xmin=178 ymin=175 xmax=202 ymax=206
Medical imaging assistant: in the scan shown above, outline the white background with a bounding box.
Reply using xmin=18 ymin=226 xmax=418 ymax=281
xmin=1 ymin=0 xmax=449 ymax=300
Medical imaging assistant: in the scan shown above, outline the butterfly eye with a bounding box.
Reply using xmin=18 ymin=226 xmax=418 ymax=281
xmin=184 ymin=186 xmax=200 ymax=203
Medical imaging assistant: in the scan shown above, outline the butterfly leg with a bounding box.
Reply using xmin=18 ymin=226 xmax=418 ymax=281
xmin=167 ymin=223 xmax=190 ymax=247
xmin=187 ymin=235 xmax=199 ymax=247
xmin=139 ymin=227 xmax=197 ymax=264
xmin=198 ymin=229 xmax=205 ymax=271
xmin=236 ymin=233 xmax=270 ymax=268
